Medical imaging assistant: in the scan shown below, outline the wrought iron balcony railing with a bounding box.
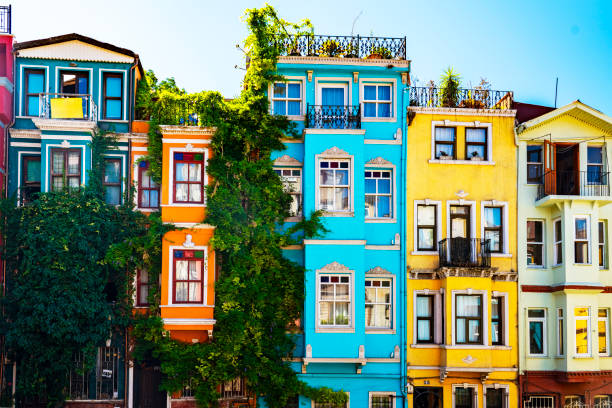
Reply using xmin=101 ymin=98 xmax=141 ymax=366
xmin=306 ymin=104 xmax=361 ymax=130
xmin=536 ymin=170 xmax=610 ymax=201
xmin=39 ymin=93 xmax=97 ymax=121
xmin=438 ymin=238 xmax=491 ymax=268
xmin=409 ymin=86 xmax=513 ymax=110
xmin=274 ymin=34 xmax=407 ymax=60
xmin=0 ymin=5 xmax=10 ymax=34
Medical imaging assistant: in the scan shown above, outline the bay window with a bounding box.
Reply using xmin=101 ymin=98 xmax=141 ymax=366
xmin=173 ymin=249 xmax=205 ymax=304
xmin=599 ymin=308 xmax=609 ymax=356
xmin=527 ymin=220 xmax=544 ymax=266
xmin=574 ymin=217 xmax=590 ymax=264
xmin=528 ymin=309 xmax=546 ymax=356
xmin=455 ymin=295 xmax=482 ymax=345
xmin=557 ymin=308 xmax=565 ymax=356
xmin=575 ymin=307 xmax=590 ymax=356
xmin=174 ymin=152 xmax=204 ymax=204
xmin=554 ymin=219 xmax=563 ymax=265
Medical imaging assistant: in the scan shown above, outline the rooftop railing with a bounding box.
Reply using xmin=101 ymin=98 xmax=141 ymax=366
xmin=274 ymin=34 xmax=407 ymax=60
xmin=536 ymin=170 xmax=610 ymax=201
xmin=409 ymin=86 xmax=513 ymax=110
xmin=306 ymin=104 xmax=361 ymax=129
xmin=438 ymin=238 xmax=491 ymax=268
xmin=0 ymin=5 xmax=10 ymax=34
xmin=39 ymin=93 xmax=97 ymax=121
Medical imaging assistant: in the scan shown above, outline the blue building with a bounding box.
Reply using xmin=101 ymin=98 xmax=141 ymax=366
xmin=269 ymin=35 xmax=411 ymax=408
xmin=7 ymin=32 xmax=144 ymax=404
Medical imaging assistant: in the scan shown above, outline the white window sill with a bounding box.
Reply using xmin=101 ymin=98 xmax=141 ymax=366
xmin=411 ymin=343 xmax=441 ymax=348
xmin=161 ymin=203 xmax=206 ymax=207
xmin=526 ymin=265 xmax=545 ymax=269
xmin=161 ymin=304 xmax=214 ymax=308
xmin=315 ymin=327 xmax=354 ymax=333
xmin=361 ymin=117 xmax=395 ymax=123
xmin=573 ymin=263 xmax=592 ymax=266
xmin=445 ymin=344 xmax=511 ymax=350
xmin=284 ymin=115 xmax=305 ymax=121
xmin=100 ymin=119 xmax=128 ymax=123
xmin=527 ymin=355 xmax=548 ymax=358
xmin=429 ymin=159 xmax=495 ymax=165
xmin=411 ymin=250 xmax=438 ymax=256
xmin=137 ymin=208 xmax=159 ymax=212
xmin=365 ymin=218 xmax=396 ymax=223
xmin=320 ymin=211 xmax=354 ymax=217
xmin=491 ymin=253 xmax=512 ymax=258
xmin=366 ymin=329 xmax=395 ymax=334
xmin=573 ymin=355 xmax=593 ymax=359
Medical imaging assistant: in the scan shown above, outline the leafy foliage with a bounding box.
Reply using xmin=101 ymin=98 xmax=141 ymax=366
xmin=131 ymin=5 xmax=348 ymax=407
xmin=439 ymin=66 xmax=461 ymax=107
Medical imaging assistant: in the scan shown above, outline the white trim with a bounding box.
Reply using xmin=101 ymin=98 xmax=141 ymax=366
xmin=168 ymin=147 xmax=208 ymax=206
xmin=556 ymin=308 xmax=565 ymax=357
xmin=428 ymin=159 xmax=495 ymax=165
xmin=39 ymin=134 xmax=93 ymax=141
xmin=364 ymin=138 xmax=402 ymax=145
xmin=11 ymin=142 xmax=41 ymax=148
xmin=480 ymin=200 xmax=509 ymax=255
xmin=599 ymin=308 xmax=610 ymax=356
xmin=483 ymin=384 xmax=510 ymax=408
xmin=527 ymin=308 xmax=548 ymax=357
xmin=162 ymin=318 xmax=216 ymax=326
xmin=167 ymin=244 xmax=209 ymax=306
xmin=54 ymin=66 xmax=94 ymax=118
xmin=451 ymin=383 xmax=478 ymax=408
xmin=44 ymin=143 xmax=87 ymax=192
xmin=368 ymin=392 xmax=396 ymax=408
xmin=9 ymin=128 xmax=41 ymax=139
xmin=315 ymin=265 xmax=355 ymax=333
xmin=16 ymin=151 xmax=40 ymax=203
xmin=19 ymin=64 xmax=49 ymax=117
xmin=98 ymin=68 xmax=128 ymax=121
xmin=268 ymin=76 xmax=306 ymax=120
xmin=574 ymin=306 xmax=592 ymax=357
xmin=359 ymin=77 xmax=397 ymax=122
xmin=413 ymin=289 xmax=443 ymax=344
xmin=314 ymin=76 xmax=352 ymax=106
xmin=365 ymin=160 xmax=396 ymax=221
xmin=304 ymin=239 xmax=365 ymax=245
xmin=451 ymin=289 xmax=488 ymax=346
xmin=161 ymin=138 xmax=212 ymax=144
xmin=430 ymin=120 xmax=493 ymax=161
xmin=132 ymin=146 xmax=148 ymax=152
xmin=365 ymin=244 xmax=400 ymax=251
xmin=553 ymin=218 xmax=563 ymax=266
xmin=491 ymin=291 xmax=509 ymax=346
xmin=414 ymin=200 xmax=442 ymax=253
xmin=103 ymin=153 xmax=127 ymax=205
xmin=128 ymin=365 xmax=133 ymax=408
xmin=304 ymin=128 xmax=366 ymax=135
xmin=364 ymin=273 xmax=396 ymax=332
xmin=446 ymin=200 xmax=477 ymax=240
xmin=315 ymin=149 xmax=354 ymax=214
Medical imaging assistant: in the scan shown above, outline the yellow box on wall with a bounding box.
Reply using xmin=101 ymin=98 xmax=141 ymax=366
xmin=50 ymin=97 xmax=83 ymax=119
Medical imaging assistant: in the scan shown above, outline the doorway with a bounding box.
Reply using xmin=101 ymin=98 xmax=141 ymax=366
xmin=134 ymin=365 xmax=167 ymax=408
xmin=414 ymin=387 xmax=443 ymax=408
xmin=555 ymin=144 xmax=578 ymax=195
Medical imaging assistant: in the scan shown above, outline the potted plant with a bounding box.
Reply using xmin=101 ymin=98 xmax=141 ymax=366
xmin=318 ymin=39 xmax=343 ymax=57
xmin=438 ymin=151 xmax=452 ymax=160
xmin=367 ymin=46 xmax=392 ymax=59
xmin=470 ymin=151 xmax=483 ymax=161
xmin=343 ymin=41 xmax=359 ymax=58
xmin=439 ymin=67 xmax=461 ymax=108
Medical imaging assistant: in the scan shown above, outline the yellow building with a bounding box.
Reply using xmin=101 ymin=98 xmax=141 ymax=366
xmin=406 ymin=88 xmax=518 ymax=408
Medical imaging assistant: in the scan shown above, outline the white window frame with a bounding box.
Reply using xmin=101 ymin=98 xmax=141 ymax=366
xmin=268 ymin=77 xmax=306 ymax=119
xmin=315 ymin=264 xmax=355 ymax=333
xmin=574 ymin=216 xmax=591 ymax=265
xmin=452 ymin=384 xmax=478 ymax=408
xmin=98 ymin=68 xmax=128 ymax=121
xmin=480 ymin=201 xmax=510 ymax=256
xmin=527 ymin=308 xmax=547 ymax=357
xmin=557 ymin=308 xmax=565 ymax=357
xmin=554 ymin=218 xmax=563 ymax=266
xmin=166 ymin=244 xmax=209 ymax=306
xmin=102 ymin=153 xmax=126 ymax=206
xmin=599 ymin=308 xmax=610 ymax=357
xmin=491 ymin=291 xmax=509 ymax=347
xmin=365 ymin=272 xmax=395 ymax=333
xmin=44 ymin=143 xmax=86 ymax=193
xmin=368 ymin=392 xmax=395 ymax=408
xmin=412 ymin=289 xmax=443 ymax=345
xmin=429 ymin=120 xmax=493 ymax=164
xmin=446 ymin=200 xmax=477 ymax=240
xmin=167 ymin=147 xmax=208 ymax=207
xmin=599 ymin=220 xmax=607 ymax=269
xmin=315 ymin=79 xmax=350 ymax=106
xmin=451 ymin=289 xmax=488 ymax=346
xmin=527 ymin=219 xmax=545 ymax=268
xmin=483 ymin=384 xmax=509 ymax=408
xmin=574 ymin=306 xmax=591 ymax=357
xmin=364 ymin=160 xmax=396 ymax=222
xmin=413 ymin=200 xmax=442 ymax=254
xmin=19 ymin=64 xmax=49 ymax=117
xmin=315 ymin=149 xmax=354 ymax=216
xmin=274 ymin=166 xmax=303 ymax=219
xmin=359 ymin=78 xmax=396 ymax=122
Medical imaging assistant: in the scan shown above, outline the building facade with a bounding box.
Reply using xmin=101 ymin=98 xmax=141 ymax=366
xmin=268 ymin=35 xmax=411 ymax=408
xmin=405 ymin=87 xmax=519 ymax=408
xmin=517 ymin=101 xmax=612 ymax=408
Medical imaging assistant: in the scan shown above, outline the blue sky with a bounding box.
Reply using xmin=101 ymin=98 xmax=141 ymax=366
xmin=12 ymin=0 xmax=612 ymax=114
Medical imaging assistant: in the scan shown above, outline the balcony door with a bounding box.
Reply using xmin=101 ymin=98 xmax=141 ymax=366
xmin=450 ymin=205 xmax=472 ymax=264
xmin=555 ymin=143 xmax=579 ymax=195
xmin=59 ymin=71 xmax=89 ymax=118
xmin=317 ymin=84 xmax=348 ymax=129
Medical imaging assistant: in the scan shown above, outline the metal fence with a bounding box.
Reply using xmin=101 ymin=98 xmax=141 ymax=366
xmin=306 ymin=104 xmax=361 ymax=129
xmin=438 ymin=238 xmax=491 ymax=268
xmin=536 ymin=170 xmax=610 ymax=201
xmin=0 ymin=5 xmax=10 ymax=34
xmin=38 ymin=93 xmax=98 ymax=121
xmin=409 ymin=86 xmax=513 ymax=110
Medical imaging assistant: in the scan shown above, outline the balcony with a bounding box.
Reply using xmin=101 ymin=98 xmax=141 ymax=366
xmin=536 ymin=170 xmax=611 ymax=203
xmin=0 ymin=5 xmax=10 ymax=34
xmin=306 ymin=104 xmax=361 ymax=129
xmin=408 ymin=86 xmax=513 ymax=110
xmin=438 ymin=238 xmax=491 ymax=269
xmin=38 ymin=93 xmax=97 ymax=121
xmin=274 ymin=34 xmax=407 ymax=60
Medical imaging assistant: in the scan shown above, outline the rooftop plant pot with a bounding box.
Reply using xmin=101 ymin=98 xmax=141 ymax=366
xmin=367 ymin=53 xmax=382 ymax=60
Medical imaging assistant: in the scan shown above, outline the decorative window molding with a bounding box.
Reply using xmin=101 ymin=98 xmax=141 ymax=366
xmin=452 ymin=383 xmax=478 ymax=408
xmin=316 ymin=262 xmax=355 ymax=333
xmin=314 ymin=77 xmax=352 ymax=106
xmin=446 ymin=200 xmax=476 ymax=240
xmin=315 ymin=147 xmax=354 ymax=216
xmin=366 ymin=157 xmax=393 ymax=166
xmin=167 ymin=244 xmax=209 ymax=306
xmin=168 ymin=147 xmax=208 ymax=206
xmin=273 ymin=154 xmax=303 ymax=167
xmin=366 ymin=266 xmax=392 ymax=275
xmin=483 ymin=384 xmax=509 ymax=408
xmin=413 ymin=200 xmax=442 ymax=254
xmin=368 ymin=392 xmax=395 ymax=408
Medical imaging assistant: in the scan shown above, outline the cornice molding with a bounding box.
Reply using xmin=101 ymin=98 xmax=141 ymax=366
xmin=278 ymin=56 xmax=411 ymax=68
xmin=31 ymin=118 xmax=97 ymax=133
xmin=407 ymin=106 xmax=516 ymax=117
xmin=274 ymin=154 xmax=302 ymax=166
xmin=320 ymin=146 xmax=350 ymax=157
xmin=366 ymin=157 xmax=393 ymax=166
xmin=9 ymin=128 xmax=42 ymax=139
xmin=159 ymin=125 xmax=216 ymax=136
xmin=366 ymin=266 xmax=392 ymax=275
xmin=319 ymin=261 xmax=351 ymax=272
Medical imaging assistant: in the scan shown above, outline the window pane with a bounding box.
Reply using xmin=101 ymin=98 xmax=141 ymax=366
xmin=484 ymin=207 xmax=502 ymax=227
xmin=468 ymin=320 xmax=480 ymax=342
xmin=457 ymin=295 xmax=481 ymax=317
xmin=364 ymin=85 xmax=376 ymax=100
xmin=105 ymin=76 xmax=122 ymax=98
xmin=273 ymin=83 xmax=286 ymax=98
xmin=176 ymin=163 xmax=188 ymax=181
xmin=335 ymin=187 xmax=349 ymax=210
xmin=371 ymin=395 xmax=392 ymax=408
xmin=528 ymin=309 xmax=545 ymax=318
xmin=175 ymin=184 xmax=188 ymax=201
xmin=288 ymin=101 xmax=301 ymax=115
xmin=527 ymin=145 xmax=542 ymax=162
xmin=150 ymin=190 xmax=159 ymax=208
xmin=188 ymin=163 xmax=202 ymax=181
xmin=435 ymin=143 xmax=454 ymax=158
xmin=377 ymin=196 xmax=390 ymax=217
xmin=466 ymin=128 xmax=486 ymax=143
xmin=320 ymin=284 xmax=334 ymax=300
xmin=104 ymin=161 xmax=120 ymax=183
xmin=527 ymin=164 xmax=543 ymax=181
xmin=319 ymin=187 xmax=334 ymax=210
xmin=599 ymin=317 xmax=608 ymax=354
xmin=175 ymin=282 xmax=187 ymax=302
xmin=365 ymin=178 xmax=377 ymax=194
xmin=418 ymin=228 xmax=434 ymax=250
xmin=176 ymin=261 xmax=188 ymax=279
xmin=527 ymin=221 xmax=543 ymax=242
xmin=416 ymin=296 xmax=432 ymax=317
xmin=273 ymin=100 xmax=286 ymax=115
xmin=105 ymin=186 xmax=121 ymax=205
xmin=188 ymin=283 xmax=201 ymax=302
xmin=378 ymin=103 xmax=391 ymax=117
xmin=320 ymin=169 xmax=334 ymax=185
xmin=321 ymin=88 xmax=344 ymax=105
xmin=288 ymin=83 xmax=301 ymax=98
xmin=189 ymin=184 xmax=202 ymax=202
xmin=529 ymin=321 xmax=544 ymax=354
xmin=575 ymin=218 xmax=588 ymax=239
xmin=68 ymin=152 xmax=80 ymax=174
xmin=456 ymin=318 xmax=466 ymax=343
xmin=378 ymin=85 xmax=391 ymax=101
xmin=27 ymin=96 xmax=40 ymax=116
xmin=26 ymin=158 xmax=41 ymax=182
xmin=492 ymin=322 xmax=499 ymax=344
xmin=527 ymin=244 xmax=543 ymax=266
xmin=68 ymin=177 xmax=80 ymax=189
xmin=418 ymin=205 xmax=436 ymax=225
xmin=485 ymin=230 xmax=501 ymax=252
xmin=53 ymin=153 xmax=64 ymax=174
xmin=105 ymin=99 xmax=121 ymax=119
xmin=417 ymin=320 xmax=431 ymax=341
xmin=334 ymin=302 xmax=349 ymax=325
xmin=364 ymin=102 xmax=376 ymax=117
xmin=365 ymin=195 xmax=376 ymax=218
xmin=575 ymin=241 xmax=588 ymax=263
xmin=466 ymin=145 xmax=485 ymax=159
xmin=435 ymin=127 xmax=455 ymax=141
xmin=588 ymin=146 xmax=603 ymax=164
xmin=486 ymin=389 xmax=503 ymax=408
xmin=28 ymin=72 xmax=45 ymax=93
xmin=600 ymin=222 xmax=605 ymax=243
xmin=378 ymin=178 xmax=390 ymax=194
xmin=335 ymin=283 xmax=349 ymax=300
xmin=576 ymin=318 xmax=588 ymax=354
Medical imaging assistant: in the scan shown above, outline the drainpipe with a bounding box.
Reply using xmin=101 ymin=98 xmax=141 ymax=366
xmin=400 ymin=76 xmax=409 ymax=408
xmin=128 ymin=56 xmax=139 ymax=133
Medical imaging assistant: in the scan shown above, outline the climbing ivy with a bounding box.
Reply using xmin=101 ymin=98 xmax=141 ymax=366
xmin=131 ymin=5 xmax=348 ymax=408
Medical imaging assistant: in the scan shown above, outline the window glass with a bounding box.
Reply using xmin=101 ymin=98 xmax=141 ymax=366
xmin=174 ymin=249 xmax=205 ymax=304
xmin=491 ymin=297 xmax=503 ymax=345
xmin=554 ymin=220 xmax=563 ymax=264
xmin=50 ymin=149 xmax=81 ymax=191
xmin=527 ymin=145 xmax=543 ymax=184
xmin=174 ymin=152 xmax=205 ymax=203
xmin=319 ymin=160 xmax=350 ymax=212
xmin=575 ymin=307 xmax=590 ymax=355
xmin=417 ymin=205 xmax=437 ymax=251
xmin=365 ymin=170 xmax=392 ymax=218
xmin=600 ymin=221 xmax=607 ymax=268
xmin=527 ymin=220 xmax=544 ymax=266
xmin=103 ymin=159 xmax=121 ymax=205
xmin=275 ymin=168 xmax=302 ymax=216
xmin=599 ymin=309 xmax=609 ymax=355
xmin=574 ymin=217 xmax=589 ymax=264
xmin=272 ymin=82 xmax=302 ymax=116
xmin=454 ymin=388 xmax=473 ymax=408
xmin=486 ymin=388 xmax=504 ymax=408
xmin=138 ymin=161 xmax=160 ymax=209
xmin=528 ymin=309 xmax=545 ymax=355
xmin=416 ymin=295 xmax=433 ymax=342
xmin=434 ymin=127 xmax=455 ymax=159
xmin=26 ymin=69 xmax=45 ymax=116
xmin=363 ymin=83 xmax=392 ymax=118
xmin=484 ymin=207 xmax=503 ymax=252
xmin=103 ymin=73 xmax=123 ymax=119
xmin=365 ymin=278 xmax=391 ymax=329
xmin=456 ymin=295 xmax=482 ymax=344
xmin=465 ymin=128 xmax=487 ymax=160
xmin=319 ymin=274 xmax=351 ymax=326
xmin=371 ymin=395 xmax=392 ymax=408
xmin=558 ymin=309 xmax=565 ymax=356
